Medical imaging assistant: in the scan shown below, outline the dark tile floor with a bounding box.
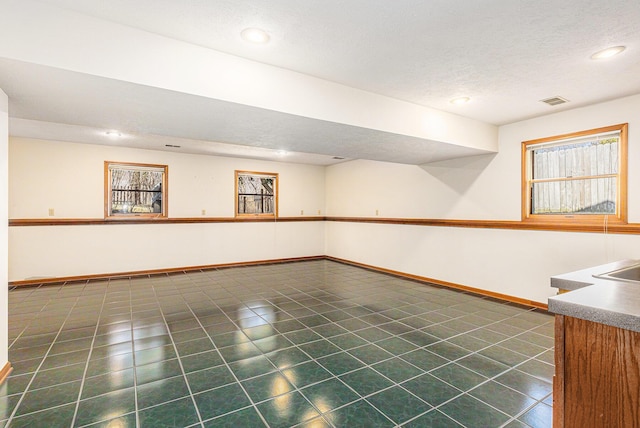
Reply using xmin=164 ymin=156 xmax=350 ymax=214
xmin=1 ymin=260 xmax=554 ymax=427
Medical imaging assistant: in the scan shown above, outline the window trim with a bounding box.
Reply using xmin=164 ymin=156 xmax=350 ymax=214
xmin=521 ymin=123 xmax=628 ymax=225
xmin=104 ymin=161 xmax=168 ymax=219
xmin=235 ymin=170 xmax=279 ymax=218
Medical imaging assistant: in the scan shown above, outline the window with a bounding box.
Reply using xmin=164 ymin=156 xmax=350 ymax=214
xmin=105 ymin=162 xmax=167 ymax=218
xmin=235 ymin=171 xmax=278 ymax=217
xmin=522 ymin=123 xmax=627 ymax=224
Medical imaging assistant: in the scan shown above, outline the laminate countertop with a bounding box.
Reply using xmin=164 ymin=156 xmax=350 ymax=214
xmin=548 ymin=259 xmax=640 ymax=333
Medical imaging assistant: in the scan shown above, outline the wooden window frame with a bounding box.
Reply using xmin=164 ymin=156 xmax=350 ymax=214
xmin=521 ymin=123 xmax=628 ymax=227
xmin=105 ymin=161 xmax=168 ymax=219
xmin=235 ymin=170 xmax=279 ymax=218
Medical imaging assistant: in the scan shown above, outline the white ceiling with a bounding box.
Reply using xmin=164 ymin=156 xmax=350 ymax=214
xmin=1 ymin=0 xmax=640 ymax=165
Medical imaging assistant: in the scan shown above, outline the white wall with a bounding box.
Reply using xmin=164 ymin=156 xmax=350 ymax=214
xmin=9 ymin=95 xmax=640 ymax=303
xmin=0 ymin=90 xmax=8 ymax=367
xmin=9 ymin=138 xmax=326 ymax=219
xmin=9 ymin=221 xmax=325 ymax=281
xmin=8 ymin=138 xmax=326 ymax=281
xmin=326 ymin=94 xmax=640 ymax=304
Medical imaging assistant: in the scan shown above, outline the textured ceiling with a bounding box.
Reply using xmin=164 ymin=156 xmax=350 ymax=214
xmin=38 ymin=0 xmax=640 ymax=124
xmin=1 ymin=0 xmax=640 ymax=165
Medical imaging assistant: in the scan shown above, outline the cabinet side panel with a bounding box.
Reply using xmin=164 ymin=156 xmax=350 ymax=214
xmin=564 ymin=316 xmax=640 ymax=427
xmin=553 ymin=314 xmax=565 ymax=428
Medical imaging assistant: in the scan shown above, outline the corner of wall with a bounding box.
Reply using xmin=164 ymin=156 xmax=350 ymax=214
xmin=0 ymin=89 xmax=9 ymax=368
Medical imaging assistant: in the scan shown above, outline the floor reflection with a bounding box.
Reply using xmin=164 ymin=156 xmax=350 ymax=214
xmin=4 ymin=260 xmax=554 ymax=427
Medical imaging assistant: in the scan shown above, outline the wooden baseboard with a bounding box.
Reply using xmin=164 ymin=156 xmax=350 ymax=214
xmin=0 ymin=362 xmax=12 ymax=384
xmin=8 ymin=256 xmax=326 ymax=287
xmin=326 ymin=256 xmax=548 ymax=311
xmin=8 ymin=255 xmax=548 ymax=310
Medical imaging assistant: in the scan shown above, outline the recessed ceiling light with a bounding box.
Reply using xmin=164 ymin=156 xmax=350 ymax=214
xmin=450 ymin=97 xmax=470 ymax=105
xmin=590 ymin=46 xmax=626 ymax=60
xmin=241 ymin=28 xmax=270 ymax=44
xmin=105 ymin=130 xmax=122 ymax=138
xmin=276 ymin=150 xmax=288 ymax=156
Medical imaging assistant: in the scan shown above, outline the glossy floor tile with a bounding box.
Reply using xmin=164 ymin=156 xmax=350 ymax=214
xmin=3 ymin=260 xmax=554 ymax=427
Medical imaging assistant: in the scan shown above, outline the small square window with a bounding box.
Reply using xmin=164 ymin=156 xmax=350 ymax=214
xmin=235 ymin=171 xmax=278 ymax=217
xmin=105 ymin=162 xmax=167 ymax=218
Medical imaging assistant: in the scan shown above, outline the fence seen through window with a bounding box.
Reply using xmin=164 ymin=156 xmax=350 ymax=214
xmin=106 ymin=162 xmax=167 ymax=217
xmin=236 ymin=171 xmax=278 ymax=216
xmin=522 ymin=123 xmax=627 ymax=224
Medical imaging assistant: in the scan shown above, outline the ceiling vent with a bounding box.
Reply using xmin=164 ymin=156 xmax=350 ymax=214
xmin=540 ymin=96 xmax=569 ymax=106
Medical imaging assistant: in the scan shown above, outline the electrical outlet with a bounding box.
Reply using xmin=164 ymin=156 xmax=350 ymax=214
xmin=48 ymin=208 xmax=54 ymax=216
xmin=201 ymin=209 xmax=206 ymax=215
xmin=317 ymin=210 xmax=321 ymax=215
xmin=300 ymin=209 xmax=304 ymax=215
xmin=375 ymin=209 xmax=379 ymax=216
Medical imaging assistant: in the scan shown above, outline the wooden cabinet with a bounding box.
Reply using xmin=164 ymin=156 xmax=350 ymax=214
xmin=554 ymin=315 xmax=640 ymax=427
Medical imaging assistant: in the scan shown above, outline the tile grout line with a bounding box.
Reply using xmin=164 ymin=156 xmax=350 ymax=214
xmin=197 ymin=272 xmax=279 ymax=427
xmin=201 ymin=272 xmax=355 ymax=427
xmin=127 ymin=277 xmax=141 ymax=428
xmin=147 ymin=273 xmax=207 ymax=428
xmin=5 ymin=283 xmax=89 ymax=425
xmin=285 ymin=289 xmax=553 ymax=426
xmin=170 ymin=271 xmax=270 ymax=428
xmin=208 ymin=271 xmax=335 ymax=424
xmin=213 ymin=267 xmax=545 ymax=426
xmin=69 ymin=280 xmax=110 ymax=427
xmin=266 ymin=292 xmax=427 ymax=426
xmin=5 ymin=260 xmax=554 ymax=428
